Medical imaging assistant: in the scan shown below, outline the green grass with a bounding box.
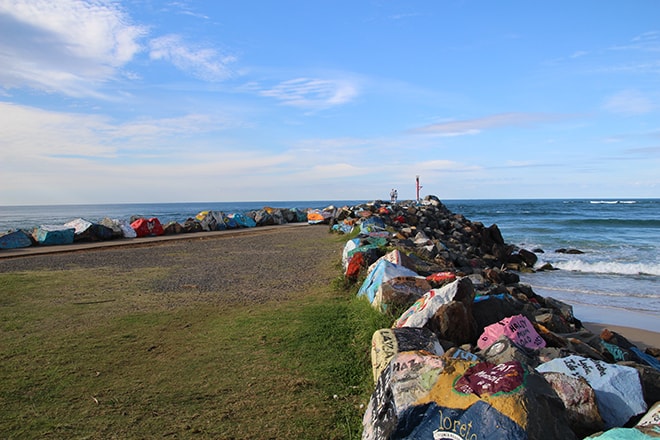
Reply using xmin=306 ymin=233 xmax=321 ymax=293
xmin=0 ymin=247 xmax=390 ymax=439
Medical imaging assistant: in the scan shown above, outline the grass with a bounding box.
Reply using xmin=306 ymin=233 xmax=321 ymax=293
xmin=0 ymin=239 xmax=391 ymax=439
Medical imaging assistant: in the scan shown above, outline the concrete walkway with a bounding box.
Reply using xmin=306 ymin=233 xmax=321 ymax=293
xmin=0 ymin=222 xmax=310 ymax=259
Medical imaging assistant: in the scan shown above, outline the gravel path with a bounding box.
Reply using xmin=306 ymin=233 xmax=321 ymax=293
xmin=0 ymin=224 xmax=342 ymax=306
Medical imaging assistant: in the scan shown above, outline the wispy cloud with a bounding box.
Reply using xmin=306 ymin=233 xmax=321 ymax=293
xmin=570 ymin=50 xmax=589 ymax=59
xmin=389 ymin=12 xmax=422 ymax=20
xmin=0 ymin=101 xmax=115 ymax=159
xmin=149 ymin=34 xmax=235 ymax=81
xmin=0 ymin=102 xmax=238 ymax=162
xmin=411 ymin=112 xmax=566 ymax=136
xmin=611 ymin=31 xmax=660 ymax=52
xmin=399 ymin=160 xmax=481 ymax=177
xmin=166 ymin=1 xmax=210 ymax=20
xmin=625 ymin=146 xmax=660 ymax=155
xmin=0 ymin=0 xmax=146 ymax=96
xmin=259 ymin=78 xmax=358 ymax=110
xmin=291 ymin=137 xmax=372 ymax=154
xmin=602 ymin=89 xmax=654 ymax=115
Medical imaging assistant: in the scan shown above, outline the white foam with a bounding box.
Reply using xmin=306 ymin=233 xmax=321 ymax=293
xmin=550 ymin=259 xmax=660 ymax=276
xmin=525 ymin=283 xmax=657 ymax=299
xmin=589 ymin=200 xmax=637 ymax=204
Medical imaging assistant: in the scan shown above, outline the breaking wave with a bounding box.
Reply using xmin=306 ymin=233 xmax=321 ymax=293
xmin=550 ymin=259 xmax=660 ymax=276
xmin=526 ymin=284 xmax=658 ymax=300
xmin=559 ymin=218 xmax=660 ymax=228
xmin=589 ymin=200 xmax=637 ymax=204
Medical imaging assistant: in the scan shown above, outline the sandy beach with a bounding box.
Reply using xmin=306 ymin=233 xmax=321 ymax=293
xmin=583 ymin=322 xmax=660 ymax=350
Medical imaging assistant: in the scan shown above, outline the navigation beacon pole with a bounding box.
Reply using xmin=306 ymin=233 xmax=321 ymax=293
xmin=416 ymin=175 xmax=422 ymax=204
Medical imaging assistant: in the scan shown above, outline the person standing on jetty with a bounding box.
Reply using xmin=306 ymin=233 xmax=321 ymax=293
xmin=390 ymin=188 xmax=398 ymax=204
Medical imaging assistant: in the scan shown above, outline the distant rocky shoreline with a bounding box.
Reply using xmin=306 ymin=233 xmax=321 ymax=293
xmin=0 ymin=205 xmax=318 ymax=250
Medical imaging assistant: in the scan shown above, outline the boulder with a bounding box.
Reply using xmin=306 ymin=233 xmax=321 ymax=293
xmin=163 ymin=221 xmax=184 ymax=235
xmin=535 ymin=311 xmax=574 ymax=334
xmin=406 ymin=358 xmax=577 ymax=440
xmin=480 ymin=335 xmax=538 ymax=368
xmin=394 ymin=278 xmax=478 ymax=345
xmin=33 ymin=225 xmax=75 ymax=246
xmin=536 ymin=355 xmax=647 ymax=428
xmin=0 ymin=229 xmax=33 ymax=249
xmin=181 ymin=218 xmax=203 ymax=233
xmin=541 ymin=371 xmax=604 ymax=437
xmin=195 ymin=210 xmax=226 ymax=231
xmin=544 ymin=296 xmax=576 ymax=323
xmin=370 ymin=327 xmax=444 ymax=383
xmin=428 ymin=299 xmax=478 ymax=346
xmin=392 ymin=400 xmax=528 ymax=439
xmin=375 ymin=276 xmax=432 ymax=312
xmin=472 ymin=293 xmax=536 ymax=334
xmin=101 ymin=217 xmax=137 ymax=238
xmin=357 ymin=259 xmax=421 ymax=311
xmin=362 ymin=351 xmax=446 ymax=440
xmin=130 ymin=217 xmax=164 ymax=237
xmin=477 ymin=314 xmax=546 ymax=351
xmin=514 ymin=248 xmax=538 ymax=267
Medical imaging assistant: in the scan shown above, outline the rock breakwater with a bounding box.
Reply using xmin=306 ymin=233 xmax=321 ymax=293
xmin=0 ymin=206 xmax=313 ymax=250
xmin=327 ymin=196 xmax=660 ymax=440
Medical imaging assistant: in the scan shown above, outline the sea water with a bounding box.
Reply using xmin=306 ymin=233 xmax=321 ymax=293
xmin=2 ymin=198 xmax=658 ymax=331
xmin=444 ymin=199 xmax=660 ymax=332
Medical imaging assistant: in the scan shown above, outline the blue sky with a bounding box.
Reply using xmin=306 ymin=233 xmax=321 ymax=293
xmin=1 ymin=1 xmax=659 ymax=204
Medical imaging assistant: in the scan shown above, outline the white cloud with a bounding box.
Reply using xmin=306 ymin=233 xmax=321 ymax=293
xmin=504 ymin=160 xmax=538 ymax=168
xmin=415 ymin=159 xmax=481 ymax=173
xmin=0 ymin=0 xmax=146 ymax=96
xmin=570 ymin=50 xmax=588 ymax=59
xmin=149 ymin=34 xmax=235 ymax=81
xmin=0 ymin=102 xmax=242 ymax=164
xmin=0 ymin=102 xmax=115 ymax=159
xmin=602 ymin=89 xmax=654 ymax=115
xmin=291 ymin=137 xmax=373 ymax=154
xmin=412 ymin=113 xmax=564 ymax=136
xmin=259 ymin=77 xmax=358 ymax=109
xmin=613 ymin=31 xmax=660 ymax=52
xmin=0 ymin=101 xmax=336 ymax=203
xmin=295 ymin=163 xmax=367 ymax=180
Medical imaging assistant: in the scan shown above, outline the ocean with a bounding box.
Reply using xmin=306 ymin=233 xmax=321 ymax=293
xmin=1 ymin=198 xmax=659 ymax=332
xmin=443 ymin=199 xmax=660 ymax=333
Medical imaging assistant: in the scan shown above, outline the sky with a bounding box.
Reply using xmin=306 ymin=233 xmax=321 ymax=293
xmin=1 ymin=1 xmax=659 ymax=205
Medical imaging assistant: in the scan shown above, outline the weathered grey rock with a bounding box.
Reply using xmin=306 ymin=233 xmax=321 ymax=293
xmin=541 ymin=371 xmax=604 ymax=438
xmin=430 ymin=300 xmax=478 ymax=346
xmin=544 ymin=297 xmax=575 ymax=322
xmin=481 ymin=335 xmax=539 ymax=368
xmin=378 ymin=276 xmax=432 ymax=311
xmin=536 ymin=355 xmax=647 ymax=429
xmin=472 ymin=293 xmax=536 ymax=334
xmin=535 ymin=311 xmax=574 ymax=333
xmin=555 ymin=248 xmax=585 ymax=254
xmin=517 ymin=248 xmax=538 ymax=267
